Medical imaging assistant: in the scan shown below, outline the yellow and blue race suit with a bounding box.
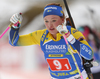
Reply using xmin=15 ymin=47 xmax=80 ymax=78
xmin=9 ymin=25 xmax=93 ymax=79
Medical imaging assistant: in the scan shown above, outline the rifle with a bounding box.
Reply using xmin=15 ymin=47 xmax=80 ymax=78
xmin=63 ymin=0 xmax=94 ymax=79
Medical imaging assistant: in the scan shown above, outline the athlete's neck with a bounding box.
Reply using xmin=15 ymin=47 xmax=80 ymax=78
xmin=51 ymin=34 xmax=57 ymax=40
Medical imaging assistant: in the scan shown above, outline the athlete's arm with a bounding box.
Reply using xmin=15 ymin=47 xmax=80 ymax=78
xmin=56 ymin=25 xmax=93 ymax=60
xmin=9 ymin=28 xmax=46 ymax=46
xmin=71 ymin=27 xmax=93 ymax=60
xmin=9 ymin=13 xmax=45 ymax=46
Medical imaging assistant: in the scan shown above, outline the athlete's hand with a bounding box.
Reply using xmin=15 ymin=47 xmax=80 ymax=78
xmin=10 ymin=13 xmax=22 ymax=29
xmin=56 ymin=25 xmax=69 ymax=35
xmin=56 ymin=25 xmax=75 ymax=44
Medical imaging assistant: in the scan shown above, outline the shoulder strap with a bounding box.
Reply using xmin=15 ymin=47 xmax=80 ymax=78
xmin=40 ymin=30 xmax=49 ymax=47
xmin=66 ymin=25 xmax=71 ymax=34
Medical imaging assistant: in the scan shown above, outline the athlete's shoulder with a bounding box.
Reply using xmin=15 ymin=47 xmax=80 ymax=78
xmin=67 ymin=26 xmax=85 ymax=40
xmin=66 ymin=25 xmax=79 ymax=34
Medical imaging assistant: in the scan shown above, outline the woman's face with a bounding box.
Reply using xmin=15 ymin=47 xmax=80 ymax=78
xmin=44 ymin=15 xmax=64 ymax=35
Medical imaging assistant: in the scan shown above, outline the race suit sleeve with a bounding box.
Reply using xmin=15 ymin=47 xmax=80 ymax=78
xmin=70 ymin=27 xmax=93 ymax=60
xmin=9 ymin=27 xmax=46 ymax=46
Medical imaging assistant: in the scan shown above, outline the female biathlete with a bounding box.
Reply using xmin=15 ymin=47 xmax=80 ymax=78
xmin=9 ymin=3 xmax=93 ymax=79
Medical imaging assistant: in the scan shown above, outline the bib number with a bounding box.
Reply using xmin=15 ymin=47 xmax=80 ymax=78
xmin=47 ymin=58 xmax=71 ymax=71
